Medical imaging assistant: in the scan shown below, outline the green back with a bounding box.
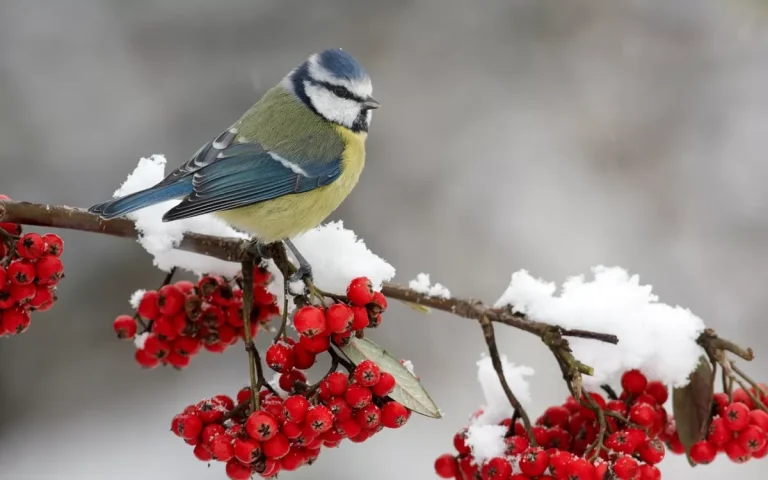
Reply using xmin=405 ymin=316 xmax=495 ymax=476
xmin=233 ymin=86 xmax=344 ymax=164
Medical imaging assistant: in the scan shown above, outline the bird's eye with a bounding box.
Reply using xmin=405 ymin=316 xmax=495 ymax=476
xmin=331 ymin=85 xmax=349 ymax=97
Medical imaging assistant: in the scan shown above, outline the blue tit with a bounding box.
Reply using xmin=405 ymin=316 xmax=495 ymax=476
xmin=89 ymin=48 xmax=379 ymax=280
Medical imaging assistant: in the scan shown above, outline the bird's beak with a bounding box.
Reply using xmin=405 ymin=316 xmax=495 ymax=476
xmin=362 ymin=96 xmax=381 ymax=110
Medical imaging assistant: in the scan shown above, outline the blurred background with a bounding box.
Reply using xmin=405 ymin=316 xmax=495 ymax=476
xmin=2 ymin=0 xmax=768 ymax=478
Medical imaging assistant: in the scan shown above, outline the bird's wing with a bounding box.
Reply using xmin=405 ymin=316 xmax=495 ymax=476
xmin=155 ymin=128 xmax=240 ymax=187
xmin=161 ymin=142 xmax=342 ymax=221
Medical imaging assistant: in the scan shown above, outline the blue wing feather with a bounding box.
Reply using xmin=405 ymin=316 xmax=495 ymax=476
xmin=161 ymin=144 xmax=342 ymax=222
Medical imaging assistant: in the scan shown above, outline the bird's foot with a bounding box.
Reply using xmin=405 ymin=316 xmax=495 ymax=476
xmin=245 ymin=239 xmax=273 ymax=259
xmin=288 ymin=263 xmax=313 ymax=287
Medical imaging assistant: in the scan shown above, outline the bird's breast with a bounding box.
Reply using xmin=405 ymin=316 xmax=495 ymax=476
xmin=215 ymin=126 xmax=366 ymax=243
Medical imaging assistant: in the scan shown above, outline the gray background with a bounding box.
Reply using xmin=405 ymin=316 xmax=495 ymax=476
xmin=1 ymin=0 xmax=768 ymax=478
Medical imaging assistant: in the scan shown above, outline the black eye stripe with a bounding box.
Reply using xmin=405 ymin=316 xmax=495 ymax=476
xmin=314 ymin=80 xmax=365 ymax=102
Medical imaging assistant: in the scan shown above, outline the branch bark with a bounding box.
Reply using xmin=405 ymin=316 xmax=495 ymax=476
xmin=0 ymin=200 xmax=619 ymax=344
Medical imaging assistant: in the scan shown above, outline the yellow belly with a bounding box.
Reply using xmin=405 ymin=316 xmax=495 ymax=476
xmin=215 ymin=126 xmax=366 ymax=243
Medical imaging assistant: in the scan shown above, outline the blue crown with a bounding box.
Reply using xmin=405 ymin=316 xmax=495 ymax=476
xmin=317 ymin=49 xmax=368 ymax=81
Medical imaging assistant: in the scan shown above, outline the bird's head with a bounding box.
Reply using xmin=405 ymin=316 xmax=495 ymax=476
xmin=285 ymin=49 xmax=379 ymax=133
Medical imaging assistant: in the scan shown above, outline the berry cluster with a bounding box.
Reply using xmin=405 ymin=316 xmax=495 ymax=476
xmin=0 ymin=195 xmax=64 ymax=336
xmin=172 ymin=361 xmax=410 ymax=478
xmin=435 ymin=369 xmax=669 ymax=480
xmin=112 ymin=266 xmax=279 ymax=369
xmin=663 ymin=386 xmax=768 ymax=464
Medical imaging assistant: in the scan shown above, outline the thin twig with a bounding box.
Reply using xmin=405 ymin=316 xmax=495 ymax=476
xmin=329 ymin=346 xmax=355 ymax=373
xmin=304 ymin=356 xmax=340 ymax=396
xmin=241 ymin=258 xmax=260 ymax=412
xmin=601 ymin=384 xmax=619 ymax=401
xmin=479 ymin=315 xmax=536 ymax=446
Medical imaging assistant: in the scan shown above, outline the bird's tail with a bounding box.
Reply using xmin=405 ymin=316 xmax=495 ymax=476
xmin=88 ymin=182 xmax=191 ymax=219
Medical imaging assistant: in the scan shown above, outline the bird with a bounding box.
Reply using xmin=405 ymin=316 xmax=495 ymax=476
xmin=88 ymin=48 xmax=379 ymax=282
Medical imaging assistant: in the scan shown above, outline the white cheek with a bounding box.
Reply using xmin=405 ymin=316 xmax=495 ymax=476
xmin=305 ymin=82 xmax=361 ymax=128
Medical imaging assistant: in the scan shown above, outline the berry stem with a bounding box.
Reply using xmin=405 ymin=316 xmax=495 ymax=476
xmin=304 ymin=355 xmax=340 ymax=396
xmin=600 ymin=384 xmax=619 ymax=400
xmin=729 ymin=362 xmax=768 ymax=413
xmin=241 ymin=258 xmax=260 ymax=412
xmin=0 ymin=226 xmax=19 ymax=267
xmin=479 ymin=315 xmax=537 ymax=446
xmin=329 ymin=345 xmax=356 ymax=373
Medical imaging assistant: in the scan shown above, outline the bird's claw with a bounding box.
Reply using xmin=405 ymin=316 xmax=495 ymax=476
xmin=288 ymin=264 xmax=313 ymax=286
xmin=245 ymin=239 xmax=273 ymax=259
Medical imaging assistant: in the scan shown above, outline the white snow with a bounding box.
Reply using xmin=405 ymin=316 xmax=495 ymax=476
xmin=134 ymin=332 xmax=149 ymax=350
xmin=114 ymin=155 xmax=248 ymax=277
xmin=112 ymin=156 xmax=396 ymax=291
xmin=288 ymin=221 xmax=395 ymax=293
xmin=129 ymin=289 xmax=146 ymax=309
xmin=466 ymin=355 xmax=534 ymax=464
xmin=401 ymin=359 xmax=416 ymax=377
xmin=466 ymin=424 xmax=507 ymax=464
xmin=408 ymin=273 xmax=451 ymax=299
xmin=494 ymin=266 xmax=706 ymax=388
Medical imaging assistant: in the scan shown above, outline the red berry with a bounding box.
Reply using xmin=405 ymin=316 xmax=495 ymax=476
xmin=753 ymin=441 xmax=768 ymax=459
xmin=354 ymin=359 xmax=382 ymax=387
xmin=707 ymin=417 xmax=731 ymax=446
xmin=733 ymin=388 xmax=755 ymax=410
xmin=355 ymin=404 xmax=382 ymax=429
xmin=2 ymin=308 xmax=30 ymax=334
xmin=293 ymin=306 xmax=327 ymax=337
xmin=233 ymin=437 xmax=262 ymax=464
xmin=42 ymin=233 xmax=64 ymax=256
xmin=538 ymin=406 xmax=571 ymax=429
xmin=325 ymin=303 xmax=354 ymax=334
xmin=434 ymin=454 xmax=458 ymax=479
xmin=371 ymin=372 xmax=396 ymax=397
xmin=201 ymin=424 xmax=226 ymax=445
xmin=0 ymin=266 xmax=6 ymax=287
xmin=28 ymin=285 xmax=53 ymax=309
xmin=35 ymin=255 xmax=64 ymax=286
xmin=331 ymin=331 xmax=352 ymax=347
xmin=518 ymin=447 xmax=549 ymax=477
xmin=505 ymin=435 xmax=529 ymax=456
xmin=749 ymin=409 xmax=768 ymax=431
xmin=564 ymin=456 xmax=593 ymax=480
xmin=306 ymin=405 xmax=333 ymax=433
xmin=606 ymin=400 xmax=628 ymax=416
xmin=713 ymin=392 xmax=730 ymax=416
xmin=381 ymin=401 xmax=409 ymax=428
xmin=225 ymin=459 xmax=252 ymax=480
xmin=209 ymin=434 xmax=235 ymax=461
xmin=637 ymin=464 xmax=661 ymax=480
xmin=157 ymin=284 xmax=185 ymax=316
xmin=196 ymin=398 xmax=227 ymax=424
xmin=369 ymin=291 xmax=388 ymax=313
xmin=278 ymin=369 xmax=307 ymax=392
xmin=629 ymin=403 xmax=655 ymax=427
xmin=265 ymin=342 xmax=294 ymax=373
xmin=621 ymin=369 xmax=648 ymax=395
xmin=345 ymin=384 xmax=373 ymax=409
xmin=351 ymin=305 xmax=369 ymax=331
xmin=724 ymin=402 xmax=751 ymax=431
xmin=7 ymin=260 xmax=35 ymax=285
xmin=320 ymin=371 xmax=349 ymax=397
xmin=200 ymin=304 xmax=226 ymax=328
xmin=737 ymin=424 xmax=766 ymax=453
xmin=16 ymin=233 xmax=45 ymax=260
xmin=175 ymin=413 xmax=204 ymax=440
xmin=246 ymin=411 xmax=279 ymax=441
xmin=193 ymin=443 xmax=212 ymax=462
xmin=283 ymin=395 xmax=310 ymax=424
xmin=453 ymin=429 xmax=471 ymax=455
xmin=292 ymin=342 xmax=316 ymax=370
xmin=547 ymin=450 xmax=573 ymax=478
xmin=173 ymin=336 xmax=202 ymax=357
xmin=481 ymin=457 xmax=512 ymax=480
xmin=689 ymin=440 xmax=717 ymax=464
xmin=298 ymin=333 xmax=330 ymax=353
xmin=134 ymin=348 xmax=160 ymax=368
xmin=143 ymin=334 xmax=171 ymax=359
xmin=613 ymin=455 xmax=639 ymax=479
xmin=262 ymin=433 xmax=290 ymax=459
xmin=113 ymin=315 xmax=137 ymax=339
xmin=725 ymin=439 xmax=752 ymax=463
xmin=10 ymin=283 xmax=35 ymax=304
xmin=646 ymin=381 xmax=668 ymax=404
xmin=346 ymin=277 xmax=374 ymax=306
xmin=326 ymin=397 xmax=352 ymax=422
xmin=638 ymin=438 xmax=665 ymax=464
xmin=137 ymin=290 xmax=160 ymax=320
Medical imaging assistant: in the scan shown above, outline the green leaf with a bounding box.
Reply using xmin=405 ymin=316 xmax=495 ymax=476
xmin=398 ymin=300 xmax=431 ymax=314
xmin=672 ymin=355 xmax=715 ymax=453
xmin=340 ymin=337 xmax=442 ymax=418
